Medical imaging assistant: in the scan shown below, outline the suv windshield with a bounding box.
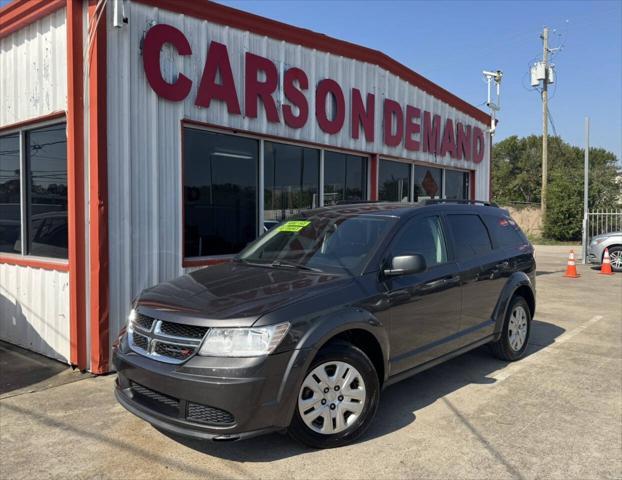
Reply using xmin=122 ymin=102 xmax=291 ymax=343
xmin=237 ymin=214 xmax=397 ymax=275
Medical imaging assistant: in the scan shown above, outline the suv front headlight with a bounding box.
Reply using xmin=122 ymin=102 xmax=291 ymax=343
xmin=198 ymin=322 xmax=290 ymax=357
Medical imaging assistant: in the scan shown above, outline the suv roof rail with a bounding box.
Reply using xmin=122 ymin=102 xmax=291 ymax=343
xmin=335 ymin=200 xmax=382 ymax=205
xmin=424 ymin=199 xmax=499 ymax=207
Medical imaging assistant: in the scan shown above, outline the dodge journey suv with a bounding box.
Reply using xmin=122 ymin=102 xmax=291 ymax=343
xmin=113 ymin=201 xmax=536 ymax=448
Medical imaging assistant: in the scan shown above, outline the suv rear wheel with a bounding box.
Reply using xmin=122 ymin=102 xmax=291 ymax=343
xmin=288 ymin=341 xmax=379 ymax=448
xmin=490 ymin=295 xmax=531 ymax=361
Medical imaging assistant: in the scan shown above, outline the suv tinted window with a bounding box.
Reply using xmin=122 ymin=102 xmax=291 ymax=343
xmin=446 ymin=214 xmax=492 ymax=258
xmin=390 ymin=216 xmax=447 ymax=267
xmin=483 ymin=214 xmax=528 ymax=249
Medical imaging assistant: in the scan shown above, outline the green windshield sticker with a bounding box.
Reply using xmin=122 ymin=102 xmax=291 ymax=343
xmin=277 ymin=220 xmax=311 ymax=233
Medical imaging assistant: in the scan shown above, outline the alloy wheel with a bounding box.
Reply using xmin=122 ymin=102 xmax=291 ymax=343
xmin=508 ymin=305 xmax=528 ymax=351
xmin=609 ymin=250 xmax=622 ymax=269
xmin=297 ymin=361 xmax=366 ymax=435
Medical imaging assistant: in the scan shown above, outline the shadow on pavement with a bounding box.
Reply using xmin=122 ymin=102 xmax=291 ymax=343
xmin=0 ymin=341 xmax=68 ymax=396
xmin=162 ymin=319 xmax=565 ymax=461
xmin=536 ymin=269 xmax=565 ymax=276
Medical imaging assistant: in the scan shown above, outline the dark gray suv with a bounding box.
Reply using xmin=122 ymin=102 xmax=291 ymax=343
xmin=113 ymin=201 xmax=536 ymax=448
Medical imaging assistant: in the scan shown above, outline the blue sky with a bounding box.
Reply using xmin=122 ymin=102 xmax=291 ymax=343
xmin=1 ymin=0 xmax=619 ymax=159
xmin=218 ymin=0 xmax=622 ymax=160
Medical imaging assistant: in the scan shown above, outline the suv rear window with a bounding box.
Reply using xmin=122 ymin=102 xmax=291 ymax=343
xmin=483 ymin=214 xmax=529 ymax=249
xmin=446 ymin=214 xmax=492 ymax=258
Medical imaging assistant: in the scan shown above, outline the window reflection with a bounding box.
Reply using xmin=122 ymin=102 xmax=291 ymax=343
xmin=0 ymin=134 xmax=21 ymax=253
xmin=324 ymin=151 xmax=367 ymax=205
xmin=183 ymin=128 xmax=258 ymax=257
xmin=444 ymin=170 xmax=469 ymax=200
xmin=379 ymin=159 xmax=411 ymax=202
xmin=27 ymin=124 xmax=68 ymax=258
xmin=264 ymin=142 xmax=319 ymax=226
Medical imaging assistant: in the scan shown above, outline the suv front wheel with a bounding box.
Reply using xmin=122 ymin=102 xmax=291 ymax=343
xmin=288 ymin=341 xmax=380 ymax=448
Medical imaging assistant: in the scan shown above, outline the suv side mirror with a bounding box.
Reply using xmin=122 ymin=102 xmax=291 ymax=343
xmin=383 ymin=254 xmax=427 ymax=277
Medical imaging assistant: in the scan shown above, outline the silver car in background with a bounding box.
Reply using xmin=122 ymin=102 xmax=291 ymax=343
xmin=588 ymin=232 xmax=622 ymax=272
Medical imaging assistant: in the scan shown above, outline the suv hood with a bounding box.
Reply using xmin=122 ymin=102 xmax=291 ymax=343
xmin=136 ymin=262 xmax=350 ymax=327
xmin=592 ymin=231 xmax=622 ymax=241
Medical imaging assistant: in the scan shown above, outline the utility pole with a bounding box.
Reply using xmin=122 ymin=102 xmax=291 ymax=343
xmin=582 ymin=117 xmax=590 ymax=264
xmin=541 ymin=26 xmax=549 ymax=220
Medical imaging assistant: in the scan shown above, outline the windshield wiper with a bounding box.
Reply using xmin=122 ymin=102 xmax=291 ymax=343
xmin=270 ymin=260 xmax=321 ymax=272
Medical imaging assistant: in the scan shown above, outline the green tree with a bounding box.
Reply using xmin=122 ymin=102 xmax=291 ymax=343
xmin=492 ymin=135 xmax=542 ymax=204
xmin=492 ymin=135 xmax=621 ymax=240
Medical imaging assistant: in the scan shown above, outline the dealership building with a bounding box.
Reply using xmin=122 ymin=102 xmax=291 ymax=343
xmin=0 ymin=0 xmax=492 ymax=373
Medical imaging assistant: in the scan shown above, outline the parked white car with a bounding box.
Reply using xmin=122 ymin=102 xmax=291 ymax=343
xmin=588 ymin=232 xmax=622 ymax=272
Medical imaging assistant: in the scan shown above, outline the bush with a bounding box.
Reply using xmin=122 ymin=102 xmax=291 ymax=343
xmin=543 ymin=171 xmax=583 ymax=241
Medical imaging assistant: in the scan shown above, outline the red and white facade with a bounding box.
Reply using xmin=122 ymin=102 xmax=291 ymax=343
xmin=0 ymin=0 xmax=492 ymax=373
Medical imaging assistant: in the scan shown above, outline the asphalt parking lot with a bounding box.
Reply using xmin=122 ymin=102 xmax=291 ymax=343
xmin=1 ymin=245 xmax=621 ymax=480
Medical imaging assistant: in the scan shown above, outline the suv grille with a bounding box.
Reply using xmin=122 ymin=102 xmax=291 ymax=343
xmin=187 ymin=402 xmax=235 ymax=425
xmin=134 ymin=313 xmax=154 ymax=331
xmin=131 ymin=382 xmax=179 ymax=409
xmin=159 ymin=321 xmax=208 ymax=339
xmin=128 ymin=313 xmax=208 ymax=364
xmin=132 ymin=332 xmax=149 ymax=351
xmin=153 ymin=341 xmax=195 ymax=361
xmin=128 ymin=382 xmax=235 ymax=425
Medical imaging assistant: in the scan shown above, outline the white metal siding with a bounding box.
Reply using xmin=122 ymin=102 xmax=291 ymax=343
xmin=0 ymin=10 xmax=70 ymax=363
xmin=106 ymin=2 xmax=491 ymax=352
xmin=0 ymin=8 xmax=67 ymax=127
xmin=0 ymin=264 xmax=70 ymax=363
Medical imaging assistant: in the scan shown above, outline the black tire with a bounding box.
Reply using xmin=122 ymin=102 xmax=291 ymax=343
xmin=489 ymin=295 xmax=531 ymax=361
xmin=606 ymin=246 xmax=622 ymax=272
xmin=288 ymin=341 xmax=380 ymax=449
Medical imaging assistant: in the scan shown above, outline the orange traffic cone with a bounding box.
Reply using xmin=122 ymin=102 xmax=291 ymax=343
xmin=564 ymin=250 xmax=580 ymax=278
xmin=599 ymin=248 xmax=614 ymax=275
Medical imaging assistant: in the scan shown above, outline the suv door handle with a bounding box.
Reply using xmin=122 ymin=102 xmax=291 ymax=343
xmin=443 ymin=274 xmax=460 ymax=284
xmin=423 ymin=275 xmax=459 ymax=289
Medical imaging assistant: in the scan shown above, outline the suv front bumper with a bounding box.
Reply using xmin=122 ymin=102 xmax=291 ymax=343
xmin=113 ymin=335 xmax=312 ymax=441
xmin=587 ymin=243 xmax=604 ymax=265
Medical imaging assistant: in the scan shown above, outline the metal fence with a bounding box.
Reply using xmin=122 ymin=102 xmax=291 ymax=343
xmin=582 ymin=210 xmax=622 ymax=263
xmin=586 ymin=210 xmax=622 ymax=239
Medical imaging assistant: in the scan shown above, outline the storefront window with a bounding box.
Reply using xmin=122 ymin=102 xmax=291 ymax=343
xmin=27 ymin=124 xmax=68 ymax=258
xmin=414 ymin=166 xmax=442 ymax=201
xmin=0 ymin=123 xmax=68 ymax=258
xmin=183 ymin=128 xmax=258 ymax=257
xmin=444 ymin=170 xmax=470 ymax=200
xmin=0 ymin=134 xmax=20 ymax=253
xmin=324 ymin=151 xmax=367 ymax=205
xmin=379 ymin=159 xmax=411 ymax=202
xmin=264 ymin=142 xmax=319 ymax=228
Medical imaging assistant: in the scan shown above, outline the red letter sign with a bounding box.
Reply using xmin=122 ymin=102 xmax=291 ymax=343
xmin=456 ymin=123 xmax=471 ymax=161
xmin=245 ymin=53 xmax=279 ymax=122
xmin=316 ymin=79 xmax=346 ymax=134
xmin=351 ymin=89 xmax=375 ymax=142
xmin=195 ymin=41 xmax=241 ymax=114
xmin=422 ymin=111 xmax=441 ymax=154
xmin=404 ymin=105 xmax=421 ymax=151
xmin=383 ymin=99 xmax=403 ymax=147
xmin=283 ymin=68 xmax=308 ymax=129
xmin=142 ymin=24 xmax=192 ymax=101
xmin=440 ymin=118 xmax=456 ymax=158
